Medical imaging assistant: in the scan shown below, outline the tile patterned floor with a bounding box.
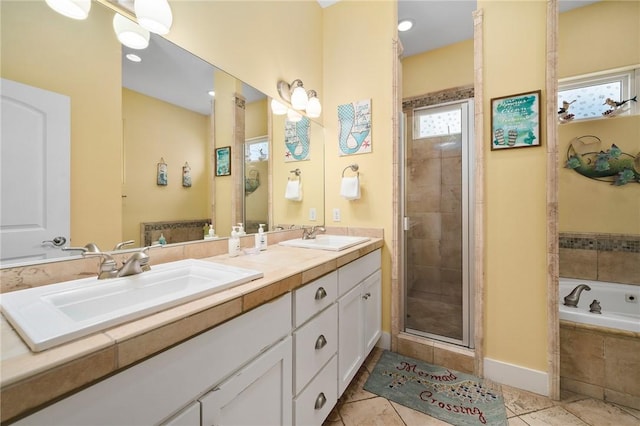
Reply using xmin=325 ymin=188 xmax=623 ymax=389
xmin=324 ymin=348 xmax=640 ymax=426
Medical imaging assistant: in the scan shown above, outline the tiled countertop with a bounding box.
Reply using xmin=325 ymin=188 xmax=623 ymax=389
xmin=0 ymin=238 xmax=383 ymax=423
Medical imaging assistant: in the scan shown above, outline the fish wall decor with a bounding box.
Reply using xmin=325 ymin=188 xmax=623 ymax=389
xmin=565 ymin=135 xmax=639 ymax=186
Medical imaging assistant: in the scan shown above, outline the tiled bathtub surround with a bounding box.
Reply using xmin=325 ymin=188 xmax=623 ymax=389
xmin=560 ymin=322 xmax=640 ymax=410
xmin=559 ymin=232 xmax=640 ymax=285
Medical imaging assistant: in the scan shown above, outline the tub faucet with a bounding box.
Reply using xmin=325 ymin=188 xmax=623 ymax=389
xmin=563 ymin=284 xmax=591 ymax=307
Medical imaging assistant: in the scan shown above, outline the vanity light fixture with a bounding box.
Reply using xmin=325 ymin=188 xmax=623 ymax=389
xmin=306 ymin=90 xmax=322 ymax=118
xmin=113 ymin=13 xmax=150 ymax=50
xmin=45 ymin=0 xmax=91 ymax=20
xmin=134 ymin=0 xmax=173 ymax=35
xmin=398 ymin=19 xmax=413 ymax=32
xmin=273 ymin=79 xmax=322 ymax=118
xmin=271 ymin=99 xmax=288 ymax=116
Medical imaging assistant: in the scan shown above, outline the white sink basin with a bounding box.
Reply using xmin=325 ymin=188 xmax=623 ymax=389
xmin=0 ymin=259 xmax=263 ymax=352
xmin=279 ymin=235 xmax=370 ymax=251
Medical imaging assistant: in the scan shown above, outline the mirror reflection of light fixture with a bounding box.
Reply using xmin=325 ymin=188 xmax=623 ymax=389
xmin=287 ymin=109 xmax=303 ymax=123
xmin=45 ymin=0 xmax=91 ymax=20
xmin=398 ymin=19 xmax=413 ymax=32
xmin=134 ymin=0 xmax=173 ymax=35
xmin=271 ymin=99 xmax=288 ymax=116
xmin=306 ymin=90 xmax=322 ymax=118
xmin=113 ymin=13 xmax=150 ymax=50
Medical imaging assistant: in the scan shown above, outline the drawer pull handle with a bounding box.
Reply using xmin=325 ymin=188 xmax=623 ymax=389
xmin=314 ymin=392 xmax=327 ymax=410
xmin=315 ymin=287 xmax=327 ymax=300
xmin=363 ymin=292 xmax=371 ymax=300
xmin=315 ymin=334 xmax=327 ymax=350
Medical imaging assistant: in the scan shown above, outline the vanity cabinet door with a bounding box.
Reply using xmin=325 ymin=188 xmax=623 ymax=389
xmin=337 ymin=283 xmax=364 ymax=396
xmin=162 ymin=402 xmax=201 ymax=426
xmin=363 ymin=270 xmax=382 ymax=355
xmin=200 ymin=336 xmax=292 ymax=426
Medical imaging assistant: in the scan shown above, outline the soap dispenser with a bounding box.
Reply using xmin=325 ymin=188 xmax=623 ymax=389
xmin=208 ymin=224 xmax=215 ymax=238
xmin=255 ymin=223 xmax=267 ymax=251
xmin=158 ymin=233 xmax=166 ymax=245
xmin=237 ymin=223 xmax=246 ymax=236
xmin=228 ymin=227 xmax=240 ymax=257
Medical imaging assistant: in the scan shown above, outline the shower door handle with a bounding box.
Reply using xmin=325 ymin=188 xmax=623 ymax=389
xmin=403 ymin=216 xmax=410 ymax=231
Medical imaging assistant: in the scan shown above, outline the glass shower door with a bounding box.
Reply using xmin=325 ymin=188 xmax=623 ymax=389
xmin=404 ymin=100 xmax=473 ymax=346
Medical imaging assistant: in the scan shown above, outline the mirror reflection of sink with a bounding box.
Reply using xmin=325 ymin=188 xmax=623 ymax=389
xmin=0 ymin=259 xmax=263 ymax=352
xmin=278 ymin=235 xmax=370 ymax=251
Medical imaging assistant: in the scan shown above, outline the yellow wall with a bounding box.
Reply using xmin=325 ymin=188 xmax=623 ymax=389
xmin=246 ymin=99 xmax=268 ymax=140
xmin=559 ymin=0 xmax=640 ymax=78
xmin=121 ymin=89 xmax=209 ymax=245
xmin=403 ymin=39 xmax=474 ymax=98
xmin=166 ymin=1 xmax=323 ymax=118
xmin=1 ymin=1 xmax=122 ymax=249
xmin=481 ymin=1 xmax=548 ymax=372
xmin=558 ymin=1 xmax=640 ymax=235
xmin=323 ymin=0 xmax=396 ymax=334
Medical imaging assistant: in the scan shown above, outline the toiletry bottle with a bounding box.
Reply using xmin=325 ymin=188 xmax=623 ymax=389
xmin=159 ymin=233 xmax=166 ymax=245
xmin=209 ymin=224 xmax=215 ymax=238
xmin=237 ymin=223 xmax=246 ymax=236
xmin=228 ymin=227 xmax=240 ymax=257
xmin=255 ymin=223 xmax=267 ymax=251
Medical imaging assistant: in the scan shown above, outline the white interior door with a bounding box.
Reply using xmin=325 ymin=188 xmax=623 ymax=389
xmin=1 ymin=78 xmax=70 ymax=264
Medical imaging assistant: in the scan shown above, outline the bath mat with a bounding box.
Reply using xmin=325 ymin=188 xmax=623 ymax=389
xmin=364 ymin=350 xmax=508 ymax=425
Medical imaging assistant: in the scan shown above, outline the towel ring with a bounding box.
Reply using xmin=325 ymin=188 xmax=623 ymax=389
xmin=289 ymin=168 xmax=302 ymax=181
xmin=342 ymin=164 xmax=359 ymax=177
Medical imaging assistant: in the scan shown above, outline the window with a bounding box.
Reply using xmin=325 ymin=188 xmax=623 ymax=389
xmin=558 ymin=67 xmax=638 ymax=121
xmin=414 ymin=104 xmax=462 ymax=139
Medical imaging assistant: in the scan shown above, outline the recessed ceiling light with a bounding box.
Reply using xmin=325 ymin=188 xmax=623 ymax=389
xmin=398 ymin=19 xmax=413 ymax=32
xmin=125 ymin=53 xmax=142 ymax=62
xmin=208 ymin=91 xmax=215 ymax=97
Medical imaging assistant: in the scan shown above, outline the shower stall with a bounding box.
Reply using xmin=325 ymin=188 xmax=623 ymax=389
xmin=403 ymin=99 xmax=474 ymax=347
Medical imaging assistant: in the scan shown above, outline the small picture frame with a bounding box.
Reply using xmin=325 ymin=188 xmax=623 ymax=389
xmin=215 ymin=146 xmax=231 ymax=176
xmin=157 ymin=158 xmax=167 ymax=186
xmin=182 ymin=162 xmax=192 ymax=187
xmin=490 ymin=90 xmax=541 ymax=150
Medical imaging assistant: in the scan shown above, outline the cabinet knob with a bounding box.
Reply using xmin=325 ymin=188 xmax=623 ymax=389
xmin=362 ymin=292 xmax=371 ymax=300
xmin=315 ymin=334 xmax=327 ymax=350
xmin=315 ymin=286 xmax=327 ymax=300
xmin=314 ymin=392 xmax=327 ymax=410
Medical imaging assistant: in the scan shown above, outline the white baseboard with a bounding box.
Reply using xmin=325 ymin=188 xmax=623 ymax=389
xmin=484 ymin=357 xmax=549 ymax=396
xmin=376 ymin=331 xmax=391 ymax=350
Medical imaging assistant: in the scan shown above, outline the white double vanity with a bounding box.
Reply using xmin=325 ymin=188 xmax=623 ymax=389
xmin=6 ymin=240 xmax=382 ymax=426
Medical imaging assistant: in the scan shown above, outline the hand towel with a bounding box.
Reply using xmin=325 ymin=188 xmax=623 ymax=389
xmin=285 ymin=179 xmax=303 ymax=201
xmin=340 ymin=176 xmax=360 ymax=200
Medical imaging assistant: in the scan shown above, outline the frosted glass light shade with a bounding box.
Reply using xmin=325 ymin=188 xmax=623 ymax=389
xmin=306 ymin=96 xmax=322 ymax=118
xmin=291 ymin=86 xmax=308 ymax=110
xmin=113 ymin=14 xmax=150 ymax=50
xmin=287 ymin=109 xmax=303 ymax=123
xmin=45 ymin=0 xmax=91 ymax=20
xmin=271 ymin=99 xmax=288 ymax=115
xmin=134 ymin=0 xmax=173 ymax=35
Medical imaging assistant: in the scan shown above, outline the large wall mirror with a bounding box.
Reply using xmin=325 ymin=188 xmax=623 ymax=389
xmin=0 ymin=0 xmax=325 ymax=266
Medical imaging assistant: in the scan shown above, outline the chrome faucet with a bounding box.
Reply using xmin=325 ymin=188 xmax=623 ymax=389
xmin=302 ymin=226 xmax=326 ymax=240
xmin=83 ymin=247 xmax=152 ymax=279
xmin=563 ymin=284 xmax=591 ymax=307
xmin=113 ymin=240 xmax=135 ymax=251
xmin=62 ymin=242 xmax=101 ymax=253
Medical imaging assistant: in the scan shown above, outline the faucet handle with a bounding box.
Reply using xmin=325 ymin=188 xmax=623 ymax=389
xmin=113 ymin=240 xmax=135 ymax=251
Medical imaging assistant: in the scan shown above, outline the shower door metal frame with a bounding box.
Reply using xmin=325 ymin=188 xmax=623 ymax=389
xmin=402 ymin=98 xmax=475 ymax=348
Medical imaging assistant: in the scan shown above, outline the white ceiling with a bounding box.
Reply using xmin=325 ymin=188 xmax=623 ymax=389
xmin=120 ymin=0 xmax=601 ymax=115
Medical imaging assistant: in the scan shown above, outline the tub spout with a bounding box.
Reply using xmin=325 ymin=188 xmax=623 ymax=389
xmin=563 ymin=284 xmax=591 ymax=307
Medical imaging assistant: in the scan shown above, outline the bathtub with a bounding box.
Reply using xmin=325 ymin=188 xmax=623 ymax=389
xmin=559 ymin=278 xmax=640 ymax=333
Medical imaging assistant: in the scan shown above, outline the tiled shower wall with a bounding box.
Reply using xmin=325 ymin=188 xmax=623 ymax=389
xmin=559 ymin=232 xmax=640 ymax=285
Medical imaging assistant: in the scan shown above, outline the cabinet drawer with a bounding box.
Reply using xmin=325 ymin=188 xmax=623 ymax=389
xmin=338 ymin=249 xmax=381 ymax=296
xmin=293 ymin=303 xmax=337 ymax=395
xmin=161 ymin=401 xmax=200 ymax=426
xmin=293 ymin=271 xmax=337 ymax=327
xmin=294 ymin=355 xmax=337 ymax=426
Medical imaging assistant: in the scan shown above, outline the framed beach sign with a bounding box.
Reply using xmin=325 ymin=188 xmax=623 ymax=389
xmin=490 ymin=90 xmax=541 ymax=150
xmin=215 ymin=146 xmax=231 ymax=176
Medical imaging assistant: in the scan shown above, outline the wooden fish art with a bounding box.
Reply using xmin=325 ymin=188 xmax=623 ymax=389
xmin=565 ymin=136 xmax=639 ymax=186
